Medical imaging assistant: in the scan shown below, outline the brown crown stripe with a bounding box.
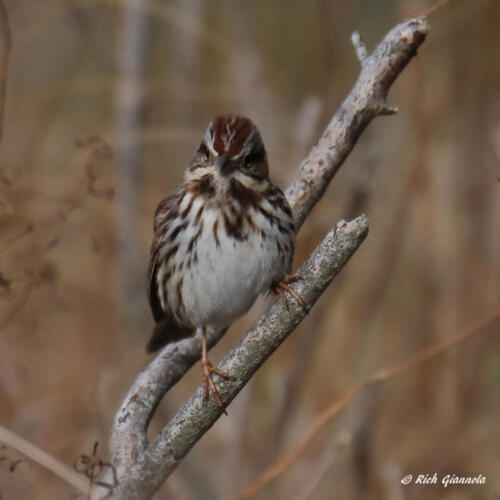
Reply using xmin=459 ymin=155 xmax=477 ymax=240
xmin=211 ymin=115 xmax=254 ymax=156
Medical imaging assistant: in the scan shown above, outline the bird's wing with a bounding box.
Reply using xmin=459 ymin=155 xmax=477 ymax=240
xmin=147 ymin=192 xmax=178 ymax=323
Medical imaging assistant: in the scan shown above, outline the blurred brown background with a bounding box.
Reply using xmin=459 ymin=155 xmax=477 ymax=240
xmin=1 ymin=0 xmax=499 ymax=499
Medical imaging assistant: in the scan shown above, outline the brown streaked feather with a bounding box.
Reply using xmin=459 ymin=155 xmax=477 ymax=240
xmin=147 ymin=114 xmax=295 ymax=358
xmin=229 ymin=178 xmax=262 ymax=208
xmin=189 ymin=174 xmax=216 ymax=197
xmin=246 ymin=214 xmax=258 ymax=233
xmin=147 ymin=190 xmax=191 ymax=344
xmin=223 ymin=212 xmax=246 ymax=241
xmin=147 ymin=253 xmax=164 ymax=323
xmin=212 ymin=219 xmax=220 ymax=247
xmin=169 ymin=221 xmax=188 ymax=243
xmin=153 ymin=192 xmax=177 ymax=233
xmin=176 ymin=277 xmax=185 ymax=317
xmin=181 ymin=194 xmax=195 ymax=217
xmin=187 ymin=222 xmax=203 ymax=252
xmin=147 ymin=192 xmax=178 ymax=320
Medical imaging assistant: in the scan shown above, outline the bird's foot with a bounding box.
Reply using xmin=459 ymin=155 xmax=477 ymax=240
xmin=202 ymin=357 xmax=230 ymax=414
xmin=273 ymin=274 xmax=308 ymax=314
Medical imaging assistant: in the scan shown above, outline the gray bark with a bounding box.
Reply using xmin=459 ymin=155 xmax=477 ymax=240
xmin=113 ymin=0 xmax=150 ymax=328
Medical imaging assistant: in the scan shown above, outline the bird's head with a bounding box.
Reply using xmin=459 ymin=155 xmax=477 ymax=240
xmin=187 ymin=115 xmax=269 ymax=191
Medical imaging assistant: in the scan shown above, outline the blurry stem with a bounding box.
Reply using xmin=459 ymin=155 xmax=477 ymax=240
xmin=0 ymin=425 xmax=88 ymax=494
xmin=113 ymin=0 xmax=149 ymax=327
xmin=290 ymin=431 xmax=352 ymax=500
xmin=76 ymin=0 xmax=235 ymax=56
xmin=0 ymin=0 xmax=11 ymax=147
xmin=0 ymin=199 xmax=82 ymax=260
xmin=265 ymin=312 xmax=322 ymax=459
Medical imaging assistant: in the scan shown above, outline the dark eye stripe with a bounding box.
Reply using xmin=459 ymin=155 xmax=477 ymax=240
xmin=245 ymin=148 xmax=265 ymax=166
xmin=242 ymin=169 xmax=267 ymax=180
xmin=197 ymin=142 xmax=209 ymax=159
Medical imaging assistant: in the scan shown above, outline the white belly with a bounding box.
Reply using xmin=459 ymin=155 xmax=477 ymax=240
xmin=180 ymin=208 xmax=291 ymax=328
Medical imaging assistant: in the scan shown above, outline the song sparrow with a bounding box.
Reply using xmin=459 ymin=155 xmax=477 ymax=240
xmin=147 ymin=114 xmax=303 ymax=409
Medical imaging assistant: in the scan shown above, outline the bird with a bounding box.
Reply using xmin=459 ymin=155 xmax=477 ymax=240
xmin=146 ymin=114 xmax=303 ymax=410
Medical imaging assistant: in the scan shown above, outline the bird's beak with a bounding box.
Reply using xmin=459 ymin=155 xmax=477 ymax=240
xmin=217 ymin=153 xmax=231 ymax=175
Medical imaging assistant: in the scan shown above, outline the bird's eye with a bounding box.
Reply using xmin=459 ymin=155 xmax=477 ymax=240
xmin=198 ymin=143 xmax=210 ymax=161
xmin=244 ymin=148 xmax=265 ymax=170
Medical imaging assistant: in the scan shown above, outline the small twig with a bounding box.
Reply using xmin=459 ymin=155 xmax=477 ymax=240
xmin=0 ymin=445 xmax=28 ymax=473
xmin=76 ymin=134 xmax=115 ymax=200
xmin=74 ymin=442 xmax=118 ymax=495
xmin=0 ymin=425 xmax=88 ymax=494
xmin=286 ymin=18 xmax=428 ymax=230
xmin=0 ymin=133 xmax=114 ymax=261
xmin=351 ymin=31 xmax=368 ymax=66
xmin=232 ymin=307 xmax=500 ymax=499
xmin=350 ymin=31 xmax=398 ymax=115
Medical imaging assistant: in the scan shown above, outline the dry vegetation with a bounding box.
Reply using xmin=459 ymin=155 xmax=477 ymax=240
xmin=0 ymin=1 xmax=499 ymax=499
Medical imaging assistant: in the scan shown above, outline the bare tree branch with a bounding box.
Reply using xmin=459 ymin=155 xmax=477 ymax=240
xmin=286 ymin=17 xmax=427 ymax=229
xmin=92 ymin=16 xmax=429 ymax=500
xmin=0 ymin=425 xmax=88 ymax=494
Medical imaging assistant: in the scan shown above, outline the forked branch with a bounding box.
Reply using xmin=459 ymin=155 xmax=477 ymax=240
xmin=93 ymin=16 xmax=429 ymax=500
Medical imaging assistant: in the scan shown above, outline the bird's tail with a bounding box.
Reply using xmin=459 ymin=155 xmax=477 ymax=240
xmin=146 ymin=319 xmax=194 ymax=353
